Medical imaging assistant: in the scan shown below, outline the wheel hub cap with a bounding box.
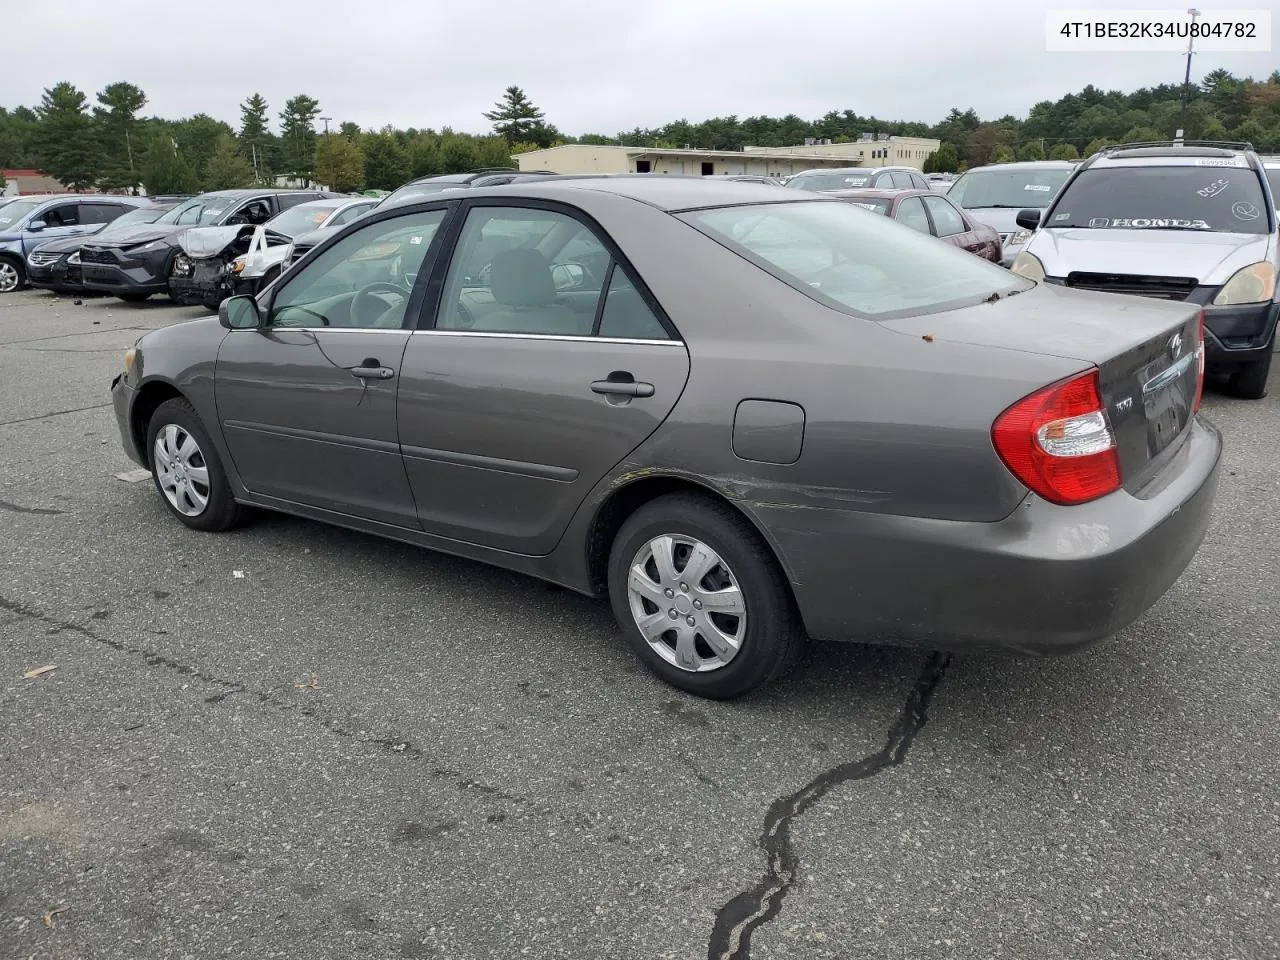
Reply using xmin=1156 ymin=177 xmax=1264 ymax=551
xmin=152 ymin=423 xmax=211 ymax=517
xmin=626 ymin=534 xmax=747 ymax=673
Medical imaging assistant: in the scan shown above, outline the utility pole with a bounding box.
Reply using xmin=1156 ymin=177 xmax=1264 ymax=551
xmin=320 ymin=116 xmax=331 ymax=135
xmin=1182 ymin=9 xmax=1202 ymax=102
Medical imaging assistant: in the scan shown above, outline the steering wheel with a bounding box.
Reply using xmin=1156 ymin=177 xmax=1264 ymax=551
xmin=352 ymin=282 xmax=408 ymax=328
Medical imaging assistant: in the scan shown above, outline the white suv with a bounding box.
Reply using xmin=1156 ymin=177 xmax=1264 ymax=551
xmin=1011 ymin=141 xmax=1278 ymax=399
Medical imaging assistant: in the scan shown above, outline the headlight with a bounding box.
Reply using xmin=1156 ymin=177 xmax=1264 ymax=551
xmin=68 ymin=251 xmax=80 ymax=264
xmin=1006 ymin=230 xmax=1033 ymax=247
xmin=1212 ymin=262 xmax=1276 ymax=306
xmin=1010 ymin=251 xmax=1046 ymax=281
xmin=230 ymin=256 xmax=247 ymax=274
xmin=133 ymin=239 xmax=165 ymax=253
xmin=123 ymin=347 xmax=138 ymax=378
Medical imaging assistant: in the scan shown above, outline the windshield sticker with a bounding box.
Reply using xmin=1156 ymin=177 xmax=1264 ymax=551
xmin=1024 ymin=184 xmax=1052 ymax=192
xmin=0 ymin=217 xmax=11 ymax=225
xmin=850 ymin=202 xmax=880 ymax=210
xmin=1197 ymin=178 xmax=1230 ymax=198
xmin=1088 ymin=217 xmax=1210 ymax=229
xmin=1053 ymin=213 xmax=1072 ymax=221
xmin=1231 ymin=201 xmax=1260 ymax=221
xmin=1196 ymin=157 xmax=1247 ymax=168
xmin=844 ymin=177 xmax=869 ymax=185
xmin=409 ymin=235 xmax=424 ymax=244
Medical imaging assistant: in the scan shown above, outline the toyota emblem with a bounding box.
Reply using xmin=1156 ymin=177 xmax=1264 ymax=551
xmin=1169 ymin=333 xmax=1182 ymax=359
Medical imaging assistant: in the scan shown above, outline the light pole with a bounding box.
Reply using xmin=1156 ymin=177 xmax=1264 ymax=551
xmin=1183 ymin=9 xmax=1201 ymax=95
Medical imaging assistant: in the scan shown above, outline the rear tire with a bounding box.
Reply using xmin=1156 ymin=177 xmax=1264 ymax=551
xmin=145 ymin=398 xmax=249 ymax=532
xmin=607 ymin=493 xmax=804 ymax=700
xmin=1226 ymin=348 xmax=1272 ymax=400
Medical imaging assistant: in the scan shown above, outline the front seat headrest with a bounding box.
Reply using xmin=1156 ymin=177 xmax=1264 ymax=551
xmin=489 ymin=248 xmax=557 ymax=307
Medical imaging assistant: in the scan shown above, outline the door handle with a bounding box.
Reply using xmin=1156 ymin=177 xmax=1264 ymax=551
xmin=591 ymin=378 xmax=654 ymax=398
xmin=351 ymin=362 xmax=395 ymax=380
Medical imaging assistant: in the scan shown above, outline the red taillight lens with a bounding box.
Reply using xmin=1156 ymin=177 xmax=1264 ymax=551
xmin=1193 ymin=309 xmax=1206 ymax=412
xmin=992 ymin=369 xmax=1122 ymax=506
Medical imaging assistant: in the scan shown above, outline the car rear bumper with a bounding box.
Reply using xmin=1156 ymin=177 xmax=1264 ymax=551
xmin=81 ymin=262 xmax=168 ymax=296
xmin=1202 ymin=300 xmax=1278 ymax=369
xmin=111 ymin=374 xmax=145 ymax=467
xmin=753 ymin=416 xmax=1222 ymax=655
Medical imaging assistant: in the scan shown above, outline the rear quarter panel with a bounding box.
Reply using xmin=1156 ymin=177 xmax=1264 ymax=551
xmin=561 ymin=191 xmax=1088 ymax=525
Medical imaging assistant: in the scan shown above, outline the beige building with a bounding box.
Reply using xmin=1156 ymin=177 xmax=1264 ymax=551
xmin=514 ymin=135 xmax=941 ymax=178
xmin=746 ymin=135 xmax=941 ymax=170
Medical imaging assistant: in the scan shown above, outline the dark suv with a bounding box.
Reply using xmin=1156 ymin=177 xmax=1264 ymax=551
xmin=79 ymin=189 xmax=341 ymax=302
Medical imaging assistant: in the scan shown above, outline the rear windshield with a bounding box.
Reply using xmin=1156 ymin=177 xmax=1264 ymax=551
xmin=383 ymin=181 xmax=465 ymax=205
xmin=1044 ymin=165 xmax=1272 ymax=235
xmin=679 ymin=200 xmax=1028 ymax=320
xmin=946 ymin=168 xmax=1070 ymax=209
xmin=786 ymin=171 xmax=874 ymax=191
xmin=839 ymin=197 xmax=892 ymax=216
xmin=157 ymin=195 xmax=237 ymax=226
xmin=105 ymin=205 xmax=171 ymax=231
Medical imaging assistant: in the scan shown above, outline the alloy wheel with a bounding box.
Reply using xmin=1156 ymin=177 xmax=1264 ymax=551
xmin=626 ymin=534 xmax=747 ymax=672
xmin=153 ymin=423 xmax=211 ymax=517
xmin=0 ymin=262 xmax=18 ymax=293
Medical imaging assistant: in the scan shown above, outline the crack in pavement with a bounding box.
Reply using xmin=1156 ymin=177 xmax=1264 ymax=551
xmin=0 ymin=403 xmax=112 ymax=427
xmin=706 ymin=652 xmax=952 ymax=960
xmin=0 ymin=593 xmax=532 ymax=808
xmin=0 ymin=325 xmax=153 ymax=347
xmin=0 ymin=498 xmax=64 ymax=516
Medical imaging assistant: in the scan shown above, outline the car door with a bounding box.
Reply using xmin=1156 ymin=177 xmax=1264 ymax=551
xmin=922 ymin=195 xmax=982 ymax=255
xmin=24 ymin=200 xmax=88 ymax=251
xmin=213 ymin=205 xmax=451 ymax=527
xmin=396 ymin=201 xmax=691 ymax=555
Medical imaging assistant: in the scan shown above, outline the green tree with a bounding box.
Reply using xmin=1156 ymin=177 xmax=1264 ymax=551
xmin=991 ymin=145 xmax=1016 ymax=163
xmin=239 ymin=92 xmax=275 ymax=181
xmin=339 ymin=121 xmax=362 ymax=141
xmin=140 ymin=135 xmax=199 ymax=195
xmin=0 ymin=169 xmax=6 ymax=191
xmin=314 ymin=133 xmax=365 ymax=192
xmin=34 ymin=82 xmax=100 ymax=189
xmin=172 ymin=114 xmax=235 ymax=181
xmin=926 ymin=142 xmax=961 ymax=172
xmin=1049 ymin=142 xmax=1080 ymax=160
xmin=203 ymin=134 xmax=256 ymax=190
xmin=1083 ymin=137 xmax=1111 ymax=156
xmin=1016 ymin=140 xmax=1047 ymax=161
xmin=279 ymin=94 xmax=322 ymax=181
xmin=94 ymin=82 xmax=147 ymax=192
xmin=362 ymin=128 xmax=411 ymax=190
xmin=965 ymin=123 xmax=1012 ymax=167
xmin=483 ymin=86 xmax=550 ymax=147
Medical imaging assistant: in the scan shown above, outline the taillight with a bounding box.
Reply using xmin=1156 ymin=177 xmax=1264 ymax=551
xmin=1193 ymin=309 xmax=1206 ymax=412
xmin=992 ymin=368 xmax=1121 ymax=506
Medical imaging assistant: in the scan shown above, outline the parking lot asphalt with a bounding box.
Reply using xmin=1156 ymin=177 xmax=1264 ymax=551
xmin=0 ymin=288 xmax=1277 ymax=960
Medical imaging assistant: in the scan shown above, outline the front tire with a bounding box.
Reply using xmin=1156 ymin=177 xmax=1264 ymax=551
xmin=0 ymin=256 xmax=27 ymax=293
xmin=1226 ymin=348 xmax=1272 ymax=400
xmin=145 ymin=398 xmax=249 ymax=532
xmin=607 ymin=493 xmax=804 ymax=699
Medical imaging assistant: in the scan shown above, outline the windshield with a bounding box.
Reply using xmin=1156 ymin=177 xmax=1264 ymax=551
xmin=156 ymin=195 xmax=237 ymax=226
xmin=1045 ymin=165 xmax=1271 ymax=235
xmin=383 ymin=181 xmax=466 ymax=205
xmin=0 ymin=199 xmax=43 ymax=228
xmin=680 ymin=200 xmax=1028 ymax=320
xmin=947 ymin=168 xmax=1070 ymax=209
xmin=785 ymin=171 xmax=874 ymax=192
xmin=103 ymin=205 xmax=172 ymax=232
xmin=264 ymin=203 xmax=338 ymax=238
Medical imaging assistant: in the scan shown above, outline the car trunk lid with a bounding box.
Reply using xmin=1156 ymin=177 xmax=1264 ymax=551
xmin=882 ymin=283 xmax=1203 ymax=493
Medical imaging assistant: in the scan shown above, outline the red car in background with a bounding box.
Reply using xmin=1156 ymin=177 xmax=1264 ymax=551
xmin=828 ymin=188 xmax=1003 ymax=263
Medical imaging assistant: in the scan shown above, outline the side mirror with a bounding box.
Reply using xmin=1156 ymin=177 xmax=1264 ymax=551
xmin=552 ymin=262 xmax=586 ymax=291
xmin=26 ymin=219 xmax=46 ymax=232
xmin=1015 ymin=209 xmax=1042 ymax=231
xmin=220 ymin=295 xmax=262 ymax=330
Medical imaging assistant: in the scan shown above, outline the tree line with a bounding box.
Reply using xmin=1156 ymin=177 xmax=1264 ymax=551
xmin=1 ymin=72 xmax=1278 ymax=196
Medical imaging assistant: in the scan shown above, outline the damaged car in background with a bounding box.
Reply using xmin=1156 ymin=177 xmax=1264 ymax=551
xmin=168 ymin=196 xmax=377 ymax=310
xmin=80 ymin=188 xmax=341 ymax=303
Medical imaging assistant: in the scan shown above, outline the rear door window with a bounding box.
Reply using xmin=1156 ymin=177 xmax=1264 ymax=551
xmin=922 ymin=196 xmax=967 ymax=237
xmin=42 ymin=203 xmax=81 ymax=227
xmin=895 ymin=196 xmax=931 ymax=234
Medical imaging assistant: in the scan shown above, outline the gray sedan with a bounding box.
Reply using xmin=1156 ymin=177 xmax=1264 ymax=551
xmin=110 ymin=178 xmax=1222 ymax=699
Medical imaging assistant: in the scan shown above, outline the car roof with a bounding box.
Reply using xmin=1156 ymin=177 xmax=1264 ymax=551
xmin=825 ymin=188 xmax=932 ymax=200
xmin=962 ymin=160 xmax=1077 ymax=173
xmin=281 ymin=197 xmax=355 ymax=211
xmin=463 ymin=176 xmax=830 ymax=212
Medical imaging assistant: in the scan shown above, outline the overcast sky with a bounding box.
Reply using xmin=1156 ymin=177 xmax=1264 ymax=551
xmin=4 ymin=0 xmax=1276 ymax=137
